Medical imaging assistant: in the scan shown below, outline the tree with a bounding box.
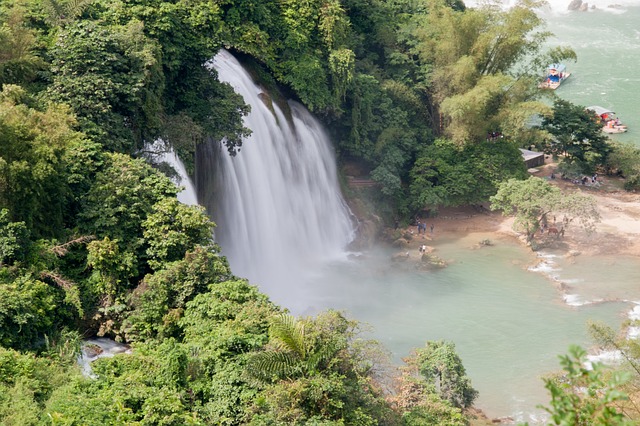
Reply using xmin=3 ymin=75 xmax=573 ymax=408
xmin=389 ymin=342 xmax=470 ymax=426
xmin=536 ymin=345 xmax=634 ymax=426
xmin=0 ymin=209 xmax=28 ymax=267
xmin=0 ymin=1 xmax=44 ymax=86
xmin=0 ymin=85 xmax=89 ymax=238
xmin=247 ymin=313 xmax=345 ymax=381
xmin=542 ymin=98 xmax=610 ymax=173
xmin=86 ymin=236 xmax=136 ymax=306
xmin=409 ymin=138 xmax=527 ymax=212
xmin=399 ymin=0 xmax=575 ymax=143
xmin=606 ymin=142 xmax=640 ymax=177
xmin=246 ymin=311 xmax=393 ymax=425
xmin=0 ymin=274 xmax=64 ymax=349
xmin=47 ymin=20 xmax=164 ymax=152
xmin=122 ymin=245 xmax=232 ymax=342
xmin=0 ymin=345 xmax=70 ymax=424
xmin=490 ymin=177 xmax=600 ymax=242
xmin=142 ymin=198 xmax=215 ymax=270
xmin=79 ymin=152 xmax=178 ymax=255
xmin=99 ymin=0 xmax=251 ymax=157
xmin=179 ymin=279 xmax=277 ymax=424
xmin=412 ymin=341 xmax=477 ymax=410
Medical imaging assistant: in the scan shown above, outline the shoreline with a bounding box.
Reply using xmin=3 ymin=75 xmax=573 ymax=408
xmin=396 ymin=159 xmax=640 ymax=261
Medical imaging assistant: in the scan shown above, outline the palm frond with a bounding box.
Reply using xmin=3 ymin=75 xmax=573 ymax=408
xmin=246 ymin=350 xmax=298 ymax=381
xmin=65 ymin=0 xmax=93 ymax=20
xmin=270 ymin=313 xmax=307 ymax=360
xmin=305 ymin=337 xmax=346 ymax=373
xmin=42 ymin=0 xmax=93 ymax=27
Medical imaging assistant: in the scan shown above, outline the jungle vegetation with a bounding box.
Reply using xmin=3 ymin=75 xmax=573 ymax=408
xmin=1 ymin=0 xmax=639 ymax=424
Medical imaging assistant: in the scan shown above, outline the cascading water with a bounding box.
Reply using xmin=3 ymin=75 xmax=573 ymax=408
xmin=196 ymin=50 xmax=355 ymax=310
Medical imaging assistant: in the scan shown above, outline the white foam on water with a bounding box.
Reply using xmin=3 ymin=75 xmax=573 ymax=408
xmin=625 ymin=303 xmax=640 ymax=339
xmin=563 ymin=293 xmax=583 ymax=306
xmin=78 ymin=338 xmax=132 ymax=378
xmin=465 ymin=0 xmax=636 ymax=14
xmin=585 ymin=349 xmax=623 ymax=370
xmin=627 ymin=326 xmax=640 ymax=339
xmin=528 ymin=252 xmax=562 ymax=279
xmin=628 ymin=303 xmax=640 ymax=320
xmin=557 ymin=278 xmax=583 ymax=285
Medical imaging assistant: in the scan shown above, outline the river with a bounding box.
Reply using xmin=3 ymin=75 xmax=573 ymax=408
xmin=540 ymin=0 xmax=640 ymax=146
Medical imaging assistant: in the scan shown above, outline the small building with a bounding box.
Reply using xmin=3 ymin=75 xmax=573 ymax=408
xmin=519 ymin=148 xmax=545 ymax=168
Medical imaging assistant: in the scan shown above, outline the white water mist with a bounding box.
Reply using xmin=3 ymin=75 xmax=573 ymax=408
xmin=197 ymin=50 xmax=355 ymax=309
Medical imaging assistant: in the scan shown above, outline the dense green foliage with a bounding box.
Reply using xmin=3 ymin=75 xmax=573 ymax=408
xmin=2 ymin=0 xmax=633 ymax=423
xmin=541 ymin=98 xmax=611 ymax=174
xmin=606 ymin=141 xmax=640 ymax=190
xmin=534 ymin=345 xmax=635 ymax=426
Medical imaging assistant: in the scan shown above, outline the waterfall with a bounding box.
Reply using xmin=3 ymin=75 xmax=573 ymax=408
xmin=196 ymin=50 xmax=355 ymax=310
xmin=158 ymin=148 xmax=199 ymax=206
xmin=143 ymin=140 xmax=199 ymax=206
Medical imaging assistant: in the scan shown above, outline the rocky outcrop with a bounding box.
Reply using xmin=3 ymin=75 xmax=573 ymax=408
xmin=417 ymin=253 xmax=447 ymax=270
xmin=567 ymin=0 xmax=589 ymax=10
xmin=567 ymin=0 xmax=581 ymax=10
xmin=391 ymin=251 xmax=411 ymax=262
xmin=348 ymin=216 xmax=383 ymax=250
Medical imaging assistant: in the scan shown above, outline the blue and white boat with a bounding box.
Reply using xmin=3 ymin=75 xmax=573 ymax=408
xmin=538 ymin=63 xmax=570 ymax=90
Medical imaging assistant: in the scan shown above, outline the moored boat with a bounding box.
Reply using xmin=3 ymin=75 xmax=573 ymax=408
xmin=587 ymin=105 xmax=628 ymax=134
xmin=538 ymin=63 xmax=570 ymax=89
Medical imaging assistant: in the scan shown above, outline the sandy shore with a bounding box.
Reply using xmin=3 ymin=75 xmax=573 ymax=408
xmin=401 ymin=159 xmax=640 ymax=259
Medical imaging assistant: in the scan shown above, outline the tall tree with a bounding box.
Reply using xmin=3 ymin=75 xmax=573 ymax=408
xmin=400 ymin=0 xmax=575 ymax=144
xmin=409 ymin=138 xmax=527 ymax=212
xmin=0 ymin=85 xmax=88 ymax=237
xmin=542 ymin=98 xmax=610 ymax=173
xmin=0 ymin=1 xmax=44 ymax=86
xmin=490 ymin=177 xmax=600 ymax=241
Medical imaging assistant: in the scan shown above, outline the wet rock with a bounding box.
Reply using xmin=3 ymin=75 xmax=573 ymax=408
xmin=83 ymin=344 xmax=103 ymax=358
xmin=417 ymin=253 xmax=447 ymax=270
xmin=392 ymin=251 xmax=410 ymax=262
xmin=473 ymin=239 xmax=493 ymax=249
xmin=567 ymin=0 xmax=582 ymax=10
xmin=349 ymin=217 xmax=380 ymax=250
xmin=392 ymin=238 xmax=410 ymax=248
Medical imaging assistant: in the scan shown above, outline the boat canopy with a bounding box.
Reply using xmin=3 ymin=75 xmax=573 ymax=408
xmin=587 ymin=106 xmax=614 ymax=116
xmin=547 ymin=63 xmax=566 ymax=73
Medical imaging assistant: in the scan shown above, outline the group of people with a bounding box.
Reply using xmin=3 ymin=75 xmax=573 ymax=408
xmin=579 ymin=173 xmax=599 ymax=185
xmin=416 ymin=221 xmax=434 ymax=235
xmin=561 ymin=173 xmax=600 ymax=186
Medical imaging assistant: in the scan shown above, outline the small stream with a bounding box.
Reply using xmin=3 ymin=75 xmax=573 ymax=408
xmin=78 ymin=338 xmax=132 ymax=378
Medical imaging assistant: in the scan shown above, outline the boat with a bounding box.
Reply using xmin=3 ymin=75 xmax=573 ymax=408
xmin=538 ymin=63 xmax=570 ymax=89
xmin=586 ymin=105 xmax=628 ymax=134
